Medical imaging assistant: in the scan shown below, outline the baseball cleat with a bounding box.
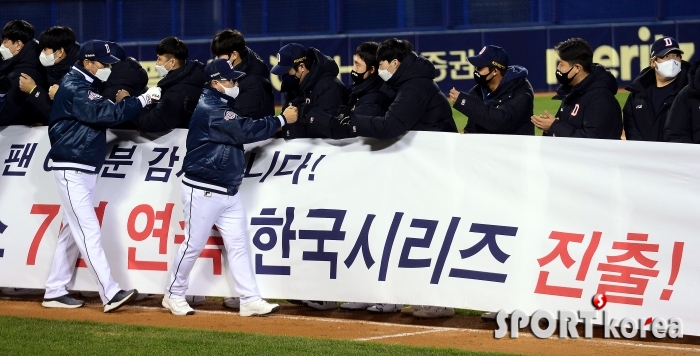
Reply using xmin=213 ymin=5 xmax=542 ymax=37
xmin=303 ymin=300 xmax=338 ymax=310
xmin=339 ymin=302 xmax=373 ymax=310
xmin=367 ymin=303 xmax=402 ymax=313
xmin=223 ymin=297 xmax=240 ymax=309
xmin=186 ymin=295 xmax=206 ymax=307
xmin=413 ymin=306 xmax=455 ymax=319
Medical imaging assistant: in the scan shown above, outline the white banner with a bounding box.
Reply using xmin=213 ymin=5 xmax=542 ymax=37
xmin=1 ymin=126 xmax=699 ymax=335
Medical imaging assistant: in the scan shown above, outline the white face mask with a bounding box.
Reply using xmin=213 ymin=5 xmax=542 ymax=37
xmin=0 ymin=44 xmax=13 ymax=60
xmin=378 ymin=69 xmax=392 ymax=82
xmin=155 ymin=59 xmax=172 ymax=77
xmin=95 ymin=67 xmax=112 ymax=82
xmin=218 ymin=82 xmax=239 ymax=99
xmin=39 ymin=51 xmax=56 ymax=67
xmin=655 ymin=59 xmax=681 ymax=79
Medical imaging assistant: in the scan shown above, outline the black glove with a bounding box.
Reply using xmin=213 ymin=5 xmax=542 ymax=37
xmin=336 ymin=112 xmax=352 ymax=125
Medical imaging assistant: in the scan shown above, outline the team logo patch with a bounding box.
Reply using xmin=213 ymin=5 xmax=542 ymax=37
xmin=461 ymin=99 xmax=466 ymax=105
xmin=305 ymin=98 xmax=311 ymax=104
xmin=479 ymin=46 xmax=486 ymax=55
xmin=87 ymin=91 xmax=102 ymax=100
xmin=664 ymin=37 xmax=673 ymax=46
xmin=276 ymin=53 xmax=281 ymax=62
xmin=224 ymin=110 xmax=237 ymax=121
xmin=636 ymin=104 xmax=643 ymax=109
xmin=571 ymin=103 xmax=580 ymax=116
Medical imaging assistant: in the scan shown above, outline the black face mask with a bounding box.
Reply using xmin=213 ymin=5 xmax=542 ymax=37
xmin=555 ymin=66 xmax=577 ymax=86
xmin=473 ymin=68 xmax=495 ymax=87
xmin=351 ymin=69 xmax=367 ymax=85
xmin=280 ymin=73 xmax=300 ymax=92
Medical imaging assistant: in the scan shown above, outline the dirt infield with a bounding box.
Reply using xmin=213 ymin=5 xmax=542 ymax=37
xmin=1 ymin=295 xmax=699 ymax=355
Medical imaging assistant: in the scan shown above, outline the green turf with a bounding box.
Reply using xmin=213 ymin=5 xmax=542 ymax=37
xmin=0 ymin=315 xmax=516 ymax=356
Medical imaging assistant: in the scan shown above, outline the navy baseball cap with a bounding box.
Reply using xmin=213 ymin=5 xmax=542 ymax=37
xmin=205 ymin=58 xmax=245 ymax=81
xmin=270 ymin=43 xmax=307 ymax=75
xmin=79 ymin=40 xmax=120 ymax=64
xmin=107 ymin=41 xmax=126 ymax=61
xmin=650 ymin=37 xmax=684 ymax=58
xmin=468 ymin=45 xmax=509 ymax=70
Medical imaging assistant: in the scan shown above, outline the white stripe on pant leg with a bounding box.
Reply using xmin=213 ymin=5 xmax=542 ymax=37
xmin=215 ymin=193 xmax=261 ymax=304
xmin=54 ymin=170 xmax=121 ymax=304
xmin=44 ymin=216 xmax=80 ymax=299
xmin=167 ymin=185 xmax=224 ymax=298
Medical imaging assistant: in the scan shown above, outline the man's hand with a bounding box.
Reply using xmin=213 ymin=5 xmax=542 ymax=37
xmin=48 ymin=84 xmax=59 ymax=100
xmin=283 ymin=106 xmax=298 ymax=124
xmin=137 ymin=87 xmax=162 ymax=106
xmin=531 ymin=110 xmax=557 ymax=131
xmin=144 ymin=86 xmax=162 ymax=102
xmin=115 ymin=89 xmax=130 ymax=102
xmin=448 ymin=87 xmax=460 ymax=105
xmin=19 ymin=73 xmax=36 ymax=94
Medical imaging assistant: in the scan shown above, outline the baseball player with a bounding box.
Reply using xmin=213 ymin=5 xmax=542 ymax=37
xmin=162 ymin=59 xmax=298 ymax=316
xmin=42 ymin=39 xmax=161 ymax=312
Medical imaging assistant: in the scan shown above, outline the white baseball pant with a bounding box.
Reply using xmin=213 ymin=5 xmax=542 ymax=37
xmin=44 ymin=170 xmax=121 ymax=304
xmin=166 ymin=184 xmax=261 ymax=304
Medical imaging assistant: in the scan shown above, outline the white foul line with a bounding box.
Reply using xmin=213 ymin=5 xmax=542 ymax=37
xmin=354 ymin=329 xmax=445 ymax=341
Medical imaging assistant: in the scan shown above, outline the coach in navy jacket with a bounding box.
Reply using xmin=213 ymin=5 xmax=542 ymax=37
xmin=48 ymin=40 xmax=158 ymax=173
xmin=181 ymin=59 xmax=297 ymax=196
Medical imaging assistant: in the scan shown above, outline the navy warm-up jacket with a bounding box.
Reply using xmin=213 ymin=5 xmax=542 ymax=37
xmin=47 ymin=66 xmax=144 ymax=173
xmin=181 ymin=87 xmax=286 ymax=195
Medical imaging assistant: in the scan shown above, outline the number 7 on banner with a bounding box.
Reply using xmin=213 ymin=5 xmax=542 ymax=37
xmin=27 ymin=204 xmax=60 ymax=265
xmin=26 ymin=202 xmax=108 ymax=265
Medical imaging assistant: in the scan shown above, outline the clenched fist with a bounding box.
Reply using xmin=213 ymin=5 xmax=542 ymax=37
xmin=48 ymin=84 xmax=59 ymax=100
xmin=283 ymin=105 xmax=298 ymax=124
xmin=19 ymin=73 xmax=36 ymax=94
xmin=116 ymin=89 xmax=130 ymax=102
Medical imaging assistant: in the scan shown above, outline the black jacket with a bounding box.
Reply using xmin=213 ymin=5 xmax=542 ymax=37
xmin=25 ymin=42 xmax=80 ymax=125
xmin=0 ymin=39 xmax=48 ymax=126
xmin=546 ymin=64 xmax=622 ymax=139
xmin=305 ymin=74 xmax=391 ymax=139
xmin=232 ymin=47 xmax=275 ymax=118
xmin=132 ymin=60 xmax=207 ymax=132
xmin=48 ymin=66 xmax=144 ymax=173
xmin=454 ymin=65 xmax=534 ymax=135
xmin=623 ymin=61 xmax=690 ymax=141
xmin=282 ymin=47 xmax=347 ymax=138
xmin=100 ymin=57 xmax=148 ymax=101
xmin=665 ymin=60 xmax=700 ymax=143
xmin=352 ymin=52 xmax=457 ymax=139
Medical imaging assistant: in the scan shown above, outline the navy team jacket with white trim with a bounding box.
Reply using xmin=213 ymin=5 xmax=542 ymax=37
xmin=48 ymin=66 xmax=144 ymax=173
xmin=182 ymin=86 xmax=286 ymax=195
